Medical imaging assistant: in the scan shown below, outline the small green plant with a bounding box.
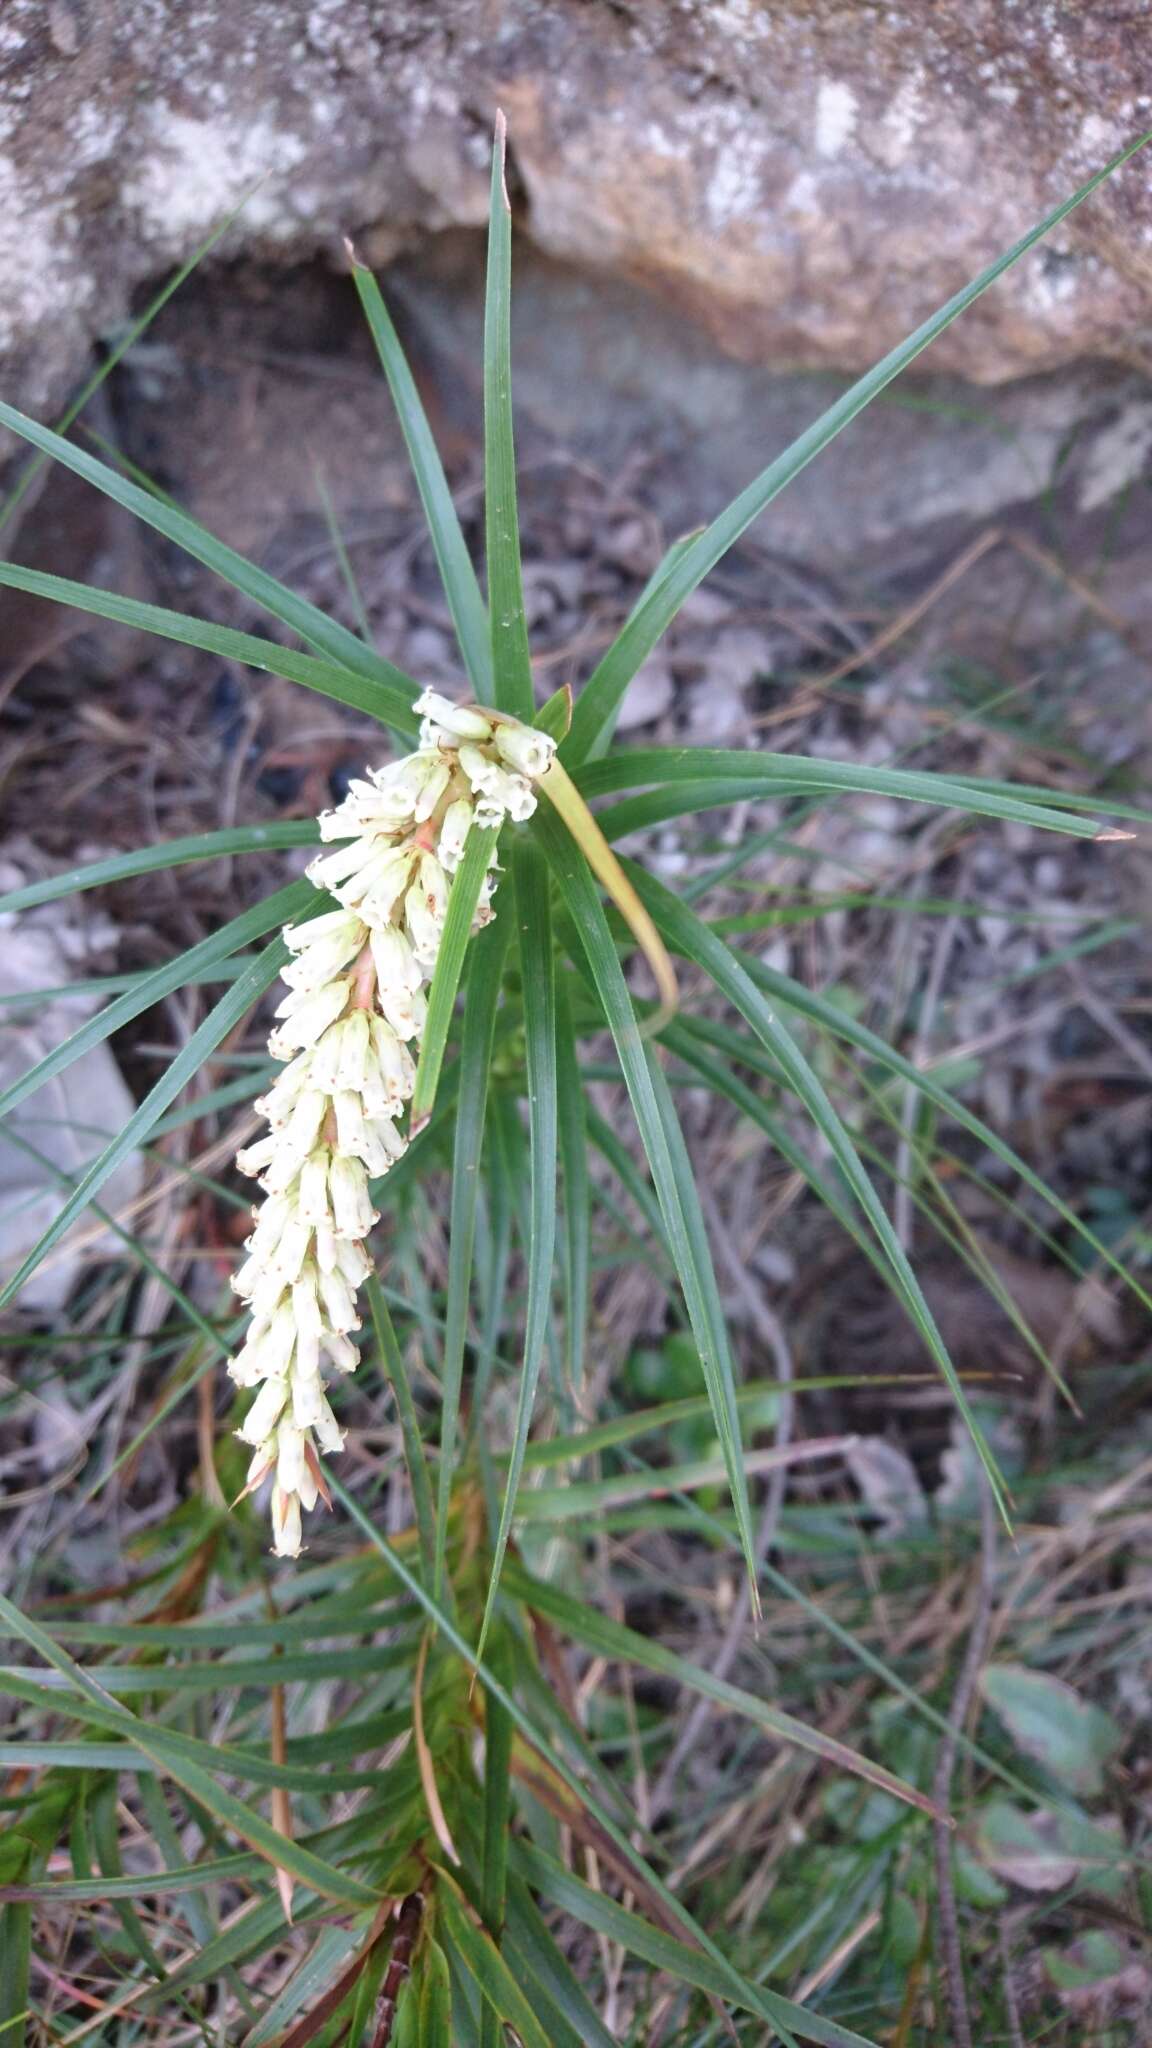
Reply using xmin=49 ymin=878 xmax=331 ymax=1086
xmin=0 ymin=116 xmax=1149 ymax=2045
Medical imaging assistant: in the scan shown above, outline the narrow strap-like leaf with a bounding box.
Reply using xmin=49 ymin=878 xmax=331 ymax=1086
xmin=365 ymin=1275 xmax=438 ymax=1587
xmin=503 ymin=1561 xmax=936 ymax=1816
xmin=479 ymin=1631 xmax=515 ymax=2048
xmin=476 ymin=843 xmax=557 ymax=1659
xmin=0 ymin=878 xmax=313 ymax=1129
xmin=483 ymin=113 xmax=535 ymax=720
xmin=325 ymin=1466 xmax=881 ymax=2041
xmin=630 ymin=864 xmax=1010 ymax=1517
xmin=437 ymin=1880 xmax=553 ymax=2048
xmin=0 ymin=820 xmax=320 ymax=918
xmin=349 ymin=252 xmax=492 ymax=699
xmin=410 ymin=824 xmax=499 ymax=1131
xmin=554 ymin=976 xmax=589 ymax=1395
xmin=433 ymin=917 xmax=511 ymax=1604
xmin=575 ymin=744 xmax=1111 ymax=839
xmin=533 ymin=805 xmax=760 ymax=1602
xmin=0 ymin=398 xmax=408 ymax=694
xmin=0 ymin=935 xmax=290 ymax=1310
xmin=0 ymin=561 xmax=421 ymax=734
xmin=514 ymin=1844 xmax=873 ymax=2048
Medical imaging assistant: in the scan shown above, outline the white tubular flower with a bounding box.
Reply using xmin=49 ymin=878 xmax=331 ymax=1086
xmin=404 ymin=852 xmax=449 ymax=968
xmin=329 ymin=1154 xmax=378 ymax=1239
xmin=271 ymin=1485 xmax=303 ymax=1559
xmin=268 ymin=979 xmax=350 ymax=1059
xmin=298 ymin=1149 xmax=334 ymax=1229
xmin=276 ymin=1419 xmax=309 ymax=1495
xmin=280 ymin=915 xmax=366 ymax=992
xmin=438 ymin=797 xmax=473 ymax=873
xmin=493 ymin=721 xmax=556 ymax=779
xmin=414 ymin=687 xmax=495 ymax=741
xmin=457 ymin=741 xmax=501 ymax=796
xmin=350 ymin=847 xmax=420 ymax=926
xmin=412 ymin=756 xmax=452 ymax=824
xmin=305 ymin=837 xmax=385 ymax=894
xmin=236 ymin=1372 xmax=290 ymax=1447
xmin=235 ymin=1133 xmax=277 ymax=1181
xmin=229 ymin=691 xmax=552 ymax=1556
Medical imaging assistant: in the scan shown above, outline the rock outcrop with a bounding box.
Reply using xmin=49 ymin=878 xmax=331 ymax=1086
xmin=2 ymin=0 xmax=1151 ymax=430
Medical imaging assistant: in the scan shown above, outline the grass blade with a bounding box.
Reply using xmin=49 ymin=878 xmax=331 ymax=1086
xmin=0 ymin=400 xmax=414 ymax=695
xmin=515 ymin=1844 xmax=875 ymax=2048
xmin=0 ymin=205 xmax=247 ymax=538
xmin=729 ymin=933 xmax=1152 ymax=1315
xmin=575 ymin=745 xmax=1114 ymax=839
xmin=325 ymin=1467 xmax=884 ymax=2042
xmin=564 ymin=129 xmax=1152 ymax=763
xmin=633 ymin=866 xmax=1009 ymax=1513
xmin=409 ymin=824 xmax=499 ymax=1131
xmin=534 ymin=807 xmax=760 ymax=1600
xmin=503 ymin=1561 xmax=936 ymax=1817
xmin=365 ymin=1275 xmax=438 ymax=1587
xmin=504 ymin=1883 xmax=616 ymax=2048
xmin=431 ymin=918 xmax=511 ymax=1606
xmin=438 ymin=1880 xmax=553 ymax=2048
xmin=0 ymin=877 xmax=313 ymax=1127
xmin=479 ymin=1631 xmax=514 ymax=2048
xmin=349 ymin=253 xmax=492 ymax=699
xmin=0 ymin=936 xmax=289 ymax=1309
xmin=584 ymin=531 xmax=702 ymax=762
xmin=483 ymin=113 xmax=534 ymax=720
xmin=555 ymin=974 xmax=589 ymax=1395
xmin=0 ymin=822 xmax=319 ymax=918
xmin=0 ymin=561 xmax=421 ymax=733
xmin=476 ymin=843 xmax=557 ymax=1658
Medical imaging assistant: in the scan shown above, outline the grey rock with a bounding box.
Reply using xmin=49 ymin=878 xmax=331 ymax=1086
xmin=616 ymin=652 xmax=675 ymax=731
xmin=3 ymin=0 xmax=1152 ymax=448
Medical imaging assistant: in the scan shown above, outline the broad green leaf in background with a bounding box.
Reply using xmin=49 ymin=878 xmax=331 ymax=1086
xmin=980 ymin=1664 xmax=1123 ymax=1797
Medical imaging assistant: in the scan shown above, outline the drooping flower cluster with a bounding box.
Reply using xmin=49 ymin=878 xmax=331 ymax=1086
xmin=229 ymin=688 xmax=556 ymax=1556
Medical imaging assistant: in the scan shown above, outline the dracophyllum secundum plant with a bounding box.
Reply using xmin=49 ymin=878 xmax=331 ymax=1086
xmin=0 ymin=110 xmax=1149 ymax=2045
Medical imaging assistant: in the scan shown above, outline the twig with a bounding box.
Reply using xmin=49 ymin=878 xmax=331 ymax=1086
xmin=650 ymin=1186 xmax=796 ymax=1819
xmin=997 ymin=1916 xmax=1026 ymax=2048
xmin=371 ymin=1893 xmax=423 ymax=2048
xmin=932 ymin=1474 xmax=997 ymax=2048
xmin=893 ymin=892 xmax=962 ymax=1252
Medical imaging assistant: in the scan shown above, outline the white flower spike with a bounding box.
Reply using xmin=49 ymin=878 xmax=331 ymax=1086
xmin=229 ymin=692 xmax=556 ymax=1556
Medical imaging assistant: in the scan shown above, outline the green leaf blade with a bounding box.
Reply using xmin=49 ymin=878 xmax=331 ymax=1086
xmin=350 ymin=257 xmax=492 ymax=699
xmin=477 ymin=841 xmax=557 ymax=1656
xmin=483 ymin=116 xmax=535 ymax=720
xmin=534 ymin=806 xmax=760 ymax=1599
